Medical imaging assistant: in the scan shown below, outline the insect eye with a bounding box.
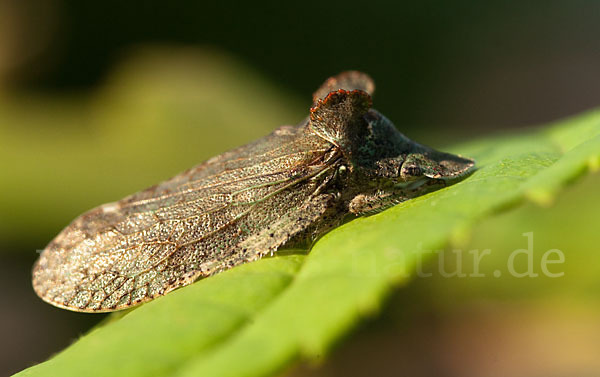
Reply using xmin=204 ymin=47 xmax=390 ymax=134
xmin=405 ymin=166 xmax=422 ymax=176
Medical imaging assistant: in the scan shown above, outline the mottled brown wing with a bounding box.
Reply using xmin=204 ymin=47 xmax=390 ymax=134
xmin=32 ymin=124 xmax=334 ymax=312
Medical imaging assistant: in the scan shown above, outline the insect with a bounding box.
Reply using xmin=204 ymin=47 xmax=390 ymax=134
xmin=32 ymin=71 xmax=474 ymax=312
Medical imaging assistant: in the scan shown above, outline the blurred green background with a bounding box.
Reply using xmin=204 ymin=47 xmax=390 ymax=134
xmin=1 ymin=1 xmax=599 ymax=376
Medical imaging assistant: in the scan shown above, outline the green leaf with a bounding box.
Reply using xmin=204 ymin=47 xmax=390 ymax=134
xmin=10 ymin=50 xmax=600 ymax=377
xmin=15 ymin=106 xmax=600 ymax=377
xmin=416 ymin=171 xmax=600 ymax=307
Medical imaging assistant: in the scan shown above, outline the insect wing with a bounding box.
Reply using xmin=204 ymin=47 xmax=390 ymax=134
xmin=32 ymin=124 xmax=333 ymax=312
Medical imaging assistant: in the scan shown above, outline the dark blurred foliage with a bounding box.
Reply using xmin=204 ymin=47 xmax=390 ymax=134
xmin=1 ymin=1 xmax=599 ymax=376
xmin=8 ymin=0 xmax=600 ymax=131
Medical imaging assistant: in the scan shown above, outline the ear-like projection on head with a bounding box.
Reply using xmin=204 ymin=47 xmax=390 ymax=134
xmin=309 ymin=71 xmax=376 ymax=157
xmin=312 ymin=71 xmax=375 ymax=105
xmin=309 ymin=89 xmax=372 ymax=155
